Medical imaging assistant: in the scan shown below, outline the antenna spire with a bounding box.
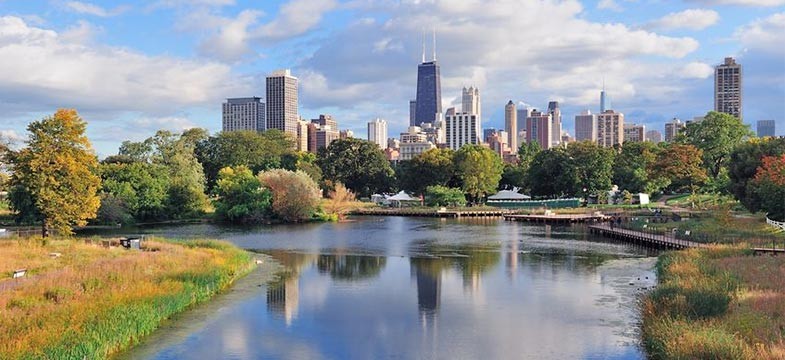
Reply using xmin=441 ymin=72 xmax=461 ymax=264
xmin=432 ymin=27 xmax=437 ymax=61
xmin=421 ymin=30 xmax=426 ymax=63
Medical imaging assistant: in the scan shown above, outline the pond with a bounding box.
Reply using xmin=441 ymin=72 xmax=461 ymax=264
xmin=113 ymin=216 xmax=657 ymax=360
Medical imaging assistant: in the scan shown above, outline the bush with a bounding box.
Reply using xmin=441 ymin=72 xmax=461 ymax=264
xmin=425 ymin=185 xmax=466 ymax=207
xmin=213 ymin=166 xmax=271 ymax=223
xmin=258 ymin=169 xmax=321 ymax=222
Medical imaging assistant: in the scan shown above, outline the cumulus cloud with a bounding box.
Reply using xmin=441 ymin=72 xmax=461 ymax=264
xmin=197 ymin=9 xmax=263 ymax=62
xmin=688 ymin=0 xmax=785 ymax=5
xmin=64 ymin=1 xmax=129 ymax=17
xmin=645 ymin=9 xmax=720 ymax=31
xmin=0 ymin=16 xmax=246 ymax=115
xmin=678 ymin=62 xmax=714 ymax=79
xmin=597 ymin=0 xmax=623 ymax=11
xmin=734 ymin=12 xmax=785 ymax=55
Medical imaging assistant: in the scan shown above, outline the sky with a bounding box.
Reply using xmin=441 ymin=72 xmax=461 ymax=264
xmin=0 ymin=0 xmax=783 ymax=157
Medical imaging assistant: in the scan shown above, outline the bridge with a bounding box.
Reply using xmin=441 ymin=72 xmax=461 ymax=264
xmin=504 ymin=213 xmax=609 ymax=224
xmin=588 ymin=224 xmax=705 ymax=250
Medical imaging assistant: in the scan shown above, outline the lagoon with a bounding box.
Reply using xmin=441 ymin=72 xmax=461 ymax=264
xmin=114 ymin=217 xmax=656 ymax=360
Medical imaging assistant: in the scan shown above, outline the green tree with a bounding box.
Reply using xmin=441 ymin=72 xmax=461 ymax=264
xmin=153 ymin=130 xmax=208 ymax=217
xmin=258 ymin=169 xmax=321 ymax=222
xmin=499 ymin=163 xmax=527 ymax=190
xmin=677 ymin=111 xmax=753 ymax=181
xmin=727 ymin=137 xmax=785 ymax=213
xmin=195 ymin=130 xmax=295 ymax=189
xmin=454 ymin=145 xmax=503 ymax=203
xmin=527 ymin=147 xmax=572 ymax=197
xmin=517 ymin=141 xmax=541 ymax=170
xmin=613 ymin=141 xmax=666 ymax=194
xmin=99 ymin=161 xmax=170 ymax=222
xmin=317 ymin=138 xmax=395 ymax=197
xmin=564 ymin=141 xmax=615 ymax=196
xmin=654 ymin=143 xmax=707 ymax=193
xmin=9 ymin=109 xmax=101 ymax=236
xmin=398 ymin=148 xmax=456 ymax=195
xmin=213 ymin=166 xmax=271 ymax=223
xmin=425 ymin=185 xmax=467 ymax=207
xmin=749 ymin=155 xmax=785 ymax=220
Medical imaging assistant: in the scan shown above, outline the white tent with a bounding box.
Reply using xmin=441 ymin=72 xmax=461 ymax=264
xmin=386 ymin=191 xmax=420 ymax=207
xmin=487 ymin=189 xmax=531 ymax=201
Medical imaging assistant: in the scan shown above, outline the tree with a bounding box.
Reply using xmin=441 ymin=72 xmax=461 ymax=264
xmin=564 ymin=141 xmax=615 ymax=196
xmin=499 ymin=163 xmax=527 ymax=190
xmin=317 ymin=138 xmax=395 ymax=198
xmin=727 ymin=137 xmax=785 ymax=213
xmin=517 ymin=141 xmax=541 ymax=170
xmin=425 ymin=185 xmax=466 ymax=207
xmin=398 ymin=148 xmax=456 ymax=195
xmin=527 ymin=147 xmax=572 ymax=197
xmin=213 ymin=166 xmax=271 ymax=223
xmin=10 ymin=109 xmax=101 ymax=236
xmin=654 ymin=143 xmax=707 ymax=193
xmin=100 ymin=161 xmax=170 ymax=222
xmin=749 ymin=155 xmax=785 ymax=220
xmin=258 ymin=169 xmax=321 ymax=222
xmin=454 ymin=145 xmax=503 ymax=203
xmin=322 ymin=182 xmax=356 ymax=220
xmin=613 ymin=141 xmax=665 ymax=194
xmin=156 ymin=131 xmax=209 ymax=217
xmin=678 ymin=111 xmax=753 ymax=181
xmin=195 ymin=130 xmax=295 ymax=189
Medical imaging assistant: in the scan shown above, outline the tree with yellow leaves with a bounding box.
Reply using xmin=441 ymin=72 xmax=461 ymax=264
xmin=10 ymin=109 xmax=101 ymax=237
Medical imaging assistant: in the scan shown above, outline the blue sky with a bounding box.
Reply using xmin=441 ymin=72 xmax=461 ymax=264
xmin=0 ymin=0 xmax=783 ymax=156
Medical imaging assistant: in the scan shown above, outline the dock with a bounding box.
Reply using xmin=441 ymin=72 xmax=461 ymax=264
xmin=504 ymin=213 xmax=609 ymax=224
xmin=588 ymin=224 xmax=706 ymax=250
xmin=353 ymin=208 xmax=511 ymax=218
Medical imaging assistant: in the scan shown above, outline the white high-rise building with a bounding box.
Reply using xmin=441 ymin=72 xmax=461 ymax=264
xmin=574 ymin=110 xmax=597 ymax=142
xmin=266 ymin=69 xmax=299 ymax=136
xmin=462 ymin=86 xmax=481 ymax=118
xmin=597 ymin=110 xmax=624 ymax=147
xmin=445 ymin=112 xmax=481 ymax=150
xmin=505 ymin=100 xmax=517 ymax=152
xmin=222 ymin=97 xmax=265 ymax=132
xmin=367 ymin=118 xmax=388 ymax=149
xmin=548 ymin=101 xmax=562 ymax=147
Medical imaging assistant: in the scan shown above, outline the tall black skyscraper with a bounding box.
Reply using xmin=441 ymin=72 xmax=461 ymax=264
xmin=412 ymin=32 xmax=442 ymax=126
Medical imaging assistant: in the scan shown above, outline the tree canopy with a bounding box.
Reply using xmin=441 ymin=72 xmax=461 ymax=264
xmin=654 ymin=143 xmax=707 ymax=193
xmin=613 ymin=141 xmax=665 ymax=194
xmin=678 ymin=111 xmax=753 ymax=181
xmin=454 ymin=145 xmax=503 ymax=203
xmin=317 ymin=138 xmax=394 ymax=198
xmin=727 ymin=137 xmax=785 ymax=214
xmin=9 ymin=109 xmax=101 ymax=236
xmin=398 ymin=148 xmax=456 ymax=195
xmin=750 ymin=155 xmax=785 ymax=220
xmin=213 ymin=165 xmax=271 ymax=223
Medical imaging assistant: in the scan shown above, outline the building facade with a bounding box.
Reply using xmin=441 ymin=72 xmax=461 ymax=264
xmin=623 ymin=123 xmax=646 ymax=143
xmin=664 ymin=118 xmax=685 ymax=142
xmin=574 ymin=110 xmax=597 ymax=142
xmin=308 ymin=115 xmax=339 ymax=153
xmin=714 ymin=57 xmax=742 ymax=119
xmin=266 ymin=69 xmax=299 ymax=136
xmin=646 ymin=130 xmax=663 ymax=143
xmin=548 ymin=101 xmax=562 ymax=147
xmin=757 ymin=120 xmax=775 ymax=137
xmin=445 ymin=113 xmax=481 ymax=150
xmin=525 ymin=110 xmax=552 ymax=150
xmin=597 ymin=110 xmax=624 ymax=147
xmin=505 ymin=100 xmax=517 ymax=152
xmin=399 ymin=126 xmax=435 ymax=161
xmin=413 ymin=60 xmax=442 ymax=126
xmin=222 ymin=97 xmax=265 ymax=132
xmin=367 ymin=118 xmax=388 ymax=149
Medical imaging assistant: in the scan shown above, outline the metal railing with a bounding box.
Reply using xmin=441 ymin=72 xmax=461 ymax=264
xmin=766 ymin=215 xmax=785 ymax=232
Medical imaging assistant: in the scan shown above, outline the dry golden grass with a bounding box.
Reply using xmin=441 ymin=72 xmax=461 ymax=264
xmin=0 ymin=237 xmax=255 ymax=359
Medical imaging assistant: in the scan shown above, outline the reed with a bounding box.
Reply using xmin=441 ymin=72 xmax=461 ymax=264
xmin=0 ymin=237 xmax=255 ymax=359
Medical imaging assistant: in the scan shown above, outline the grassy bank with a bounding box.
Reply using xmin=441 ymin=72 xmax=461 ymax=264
xmin=642 ymin=246 xmax=785 ymax=359
xmin=0 ymin=237 xmax=256 ymax=359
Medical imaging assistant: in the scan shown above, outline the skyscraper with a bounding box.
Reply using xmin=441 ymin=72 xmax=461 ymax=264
xmin=309 ymin=115 xmax=339 ymax=153
xmin=623 ymin=123 xmax=646 ymax=142
xmin=505 ymin=100 xmax=517 ymax=152
xmin=646 ymin=130 xmax=663 ymax=143
xmin=597 ymin=110 xmax=624 ymax=147
xmin=222 ymin=97 xmax=265 ymax=132
xmin=526 ymin=110 xmax=552 ymax=150
xmin=462 ymin=86 xmax=481 ymax=117
xmin=548 ymin=101 xmax=562 ymax=147
xmin=714 ymin=57 xmax=742 ymax=119
xmin=445 ymin=112 xmax=481 ymax=150
xmin=517 ymin=107 xmax=531 ymax=147
xmin=413 ymin=34 xmax=442 ymax=126
xmin=600 ymin=85 xmax=611 ymax=113
xmin=367 ymin=118 xmax=388 ymax=149
xmin=664 ymin=118 xmax=685 ymax=142
xmin=409 ymin=100 xmax=417 ymax=125
xmin=757 ymin=120 xmax=775 ymax=137
xmin=574 ymin=110 xmax=597 ymax=142
xmin=266 ymin=69 xmax=298 ymax=136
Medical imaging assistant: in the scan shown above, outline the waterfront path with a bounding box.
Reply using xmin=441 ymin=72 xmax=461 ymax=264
xmin=504 ymin=213 xmax=609 ymax=224
xmin=588 ymin=224 xmax=707 ymax=250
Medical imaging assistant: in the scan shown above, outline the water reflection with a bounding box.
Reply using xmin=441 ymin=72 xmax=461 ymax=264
xmin=317 ymin=255 xmax=387 ymax=281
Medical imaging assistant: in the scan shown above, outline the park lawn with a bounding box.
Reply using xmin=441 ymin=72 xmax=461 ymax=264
xmin=642 ymin=246 xmax=785 ymax=359
xmin=0 ymin=237 xmax=256 ymax=360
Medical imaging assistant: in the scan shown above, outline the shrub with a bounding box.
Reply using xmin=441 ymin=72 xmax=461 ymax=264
xmin=258 ymin=169 xmax=321 ymax=222
xmin=425 ymin=185 xmax=466 ymax=207
xmin=213 ymin=166 xmax=271 ymax=223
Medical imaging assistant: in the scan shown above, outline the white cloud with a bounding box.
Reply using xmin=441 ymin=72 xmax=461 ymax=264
xmin=646 ymin=9 xmax=720 ymax=31
xmin=734 ymin=12 xmax=785 ymax=55
xmin=597 ymin=0 xmax=623 ymax=11
xmin=0 ymin=129 xmax=24 ymax=144
xmin=198 ymin=9 xmax=263 ymax=62
xmin=688 ymin=0 xmax=785 ymax=5
xmin=0 ymin=16 xmax=246 ymax=115
xmin=678 ymin=62 xmax=714 ymax=79
xmin=64 ymin=1 xmax=129 ymax=17
xmin=255 ymin=0 xmax=337 ymax=41
xmin=60 ymin=20 xmax=100 ymax=44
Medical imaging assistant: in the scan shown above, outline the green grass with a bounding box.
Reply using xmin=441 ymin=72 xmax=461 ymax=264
xmin=0 ymin=238 xmax=256 ymax=359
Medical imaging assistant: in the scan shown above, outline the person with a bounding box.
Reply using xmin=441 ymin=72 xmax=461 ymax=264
xmin=610 ymin=216 xmax=615 ymax=229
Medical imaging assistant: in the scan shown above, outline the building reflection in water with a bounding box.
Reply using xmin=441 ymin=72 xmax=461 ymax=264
xmin=410 ymin=257 xmax=442 ymax=322
xmin=504 ymin=231 xmax=520 ymax=281
xmin=264 ymin=251 xmax=316 ymax=327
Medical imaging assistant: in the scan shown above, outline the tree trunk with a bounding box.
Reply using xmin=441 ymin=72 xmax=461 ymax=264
xmin=41 ymin=219 xmax=49 ymax=238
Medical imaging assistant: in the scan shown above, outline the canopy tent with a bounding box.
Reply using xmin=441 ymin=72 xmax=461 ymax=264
xmin=487 ymin=190 xmax=531 ymax=201
xmin=386 ymin=191 xmax=420 ymax=207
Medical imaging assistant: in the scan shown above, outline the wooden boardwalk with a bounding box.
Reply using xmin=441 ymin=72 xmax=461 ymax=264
xmin=588 ymin=224 xmax=706 ymax=250
xmin=505 ymin=213 xmax=609 ymax=224
xmin=353 ymin=209 xmax=511 ymax=218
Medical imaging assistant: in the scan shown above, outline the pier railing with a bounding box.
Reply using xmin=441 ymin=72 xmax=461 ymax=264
xmin=767 ymin=216 xmax=785 ymax=232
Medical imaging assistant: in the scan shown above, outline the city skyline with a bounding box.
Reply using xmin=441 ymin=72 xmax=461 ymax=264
xmin=0 ymin=1 xmax=783 ymax=156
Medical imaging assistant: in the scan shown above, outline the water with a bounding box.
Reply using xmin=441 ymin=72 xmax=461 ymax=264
xmin=113 ymin=217 xmax=657 ymax=360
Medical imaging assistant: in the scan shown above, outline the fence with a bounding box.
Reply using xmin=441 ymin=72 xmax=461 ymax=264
xmin=767 ymin=216 xmax=785 ymax=232
xmin=0 ymin=226 xmax=58 ymax=239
